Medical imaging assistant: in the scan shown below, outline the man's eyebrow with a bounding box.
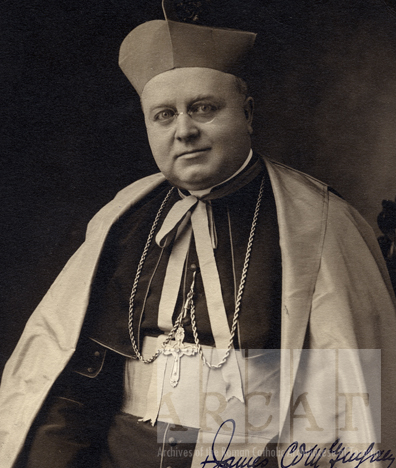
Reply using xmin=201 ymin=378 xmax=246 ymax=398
xmin=146 ymin=95 xmax=225 ymax=113
xmin=188 ymin=95 xmax=226 ymax=108
xmin=189 ymin=94 xmax=223 ymax=102
xmin=147 ymin=103 xmax=176 ymax=114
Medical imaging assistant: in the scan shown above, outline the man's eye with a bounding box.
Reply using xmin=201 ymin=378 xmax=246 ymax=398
xmin=192 ymin=104 xmax=217 ymax=115
xmin=154 ymin=110 xmax=175 ymax=121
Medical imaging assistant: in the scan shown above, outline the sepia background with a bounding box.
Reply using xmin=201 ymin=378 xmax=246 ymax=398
xmin=1 ymin=0 xmax=396 ymax=373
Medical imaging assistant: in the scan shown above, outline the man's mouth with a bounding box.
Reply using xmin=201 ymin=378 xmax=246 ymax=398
xmin=176 ymin=148 xmax=211 ymax=158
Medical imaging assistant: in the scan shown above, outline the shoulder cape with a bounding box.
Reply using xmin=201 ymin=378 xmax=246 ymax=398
xmin=1 ymin=158 xmax=395 ymax=466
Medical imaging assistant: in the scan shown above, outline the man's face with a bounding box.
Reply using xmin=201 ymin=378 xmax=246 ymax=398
xmin=141 ymin=67 xmax=253 ymax=191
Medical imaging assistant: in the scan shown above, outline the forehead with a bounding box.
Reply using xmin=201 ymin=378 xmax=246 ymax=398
xmin=141 ymin=67 xmax=240 ymax=108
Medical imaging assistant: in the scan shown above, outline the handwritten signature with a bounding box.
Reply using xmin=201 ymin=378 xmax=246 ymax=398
xmin=281 ymin=439 xmax=395 ymax=468
xmin=200 ymin=419 xmax=269 ymax=468
xmin=200 ymin=419 xmax=395 ymax=468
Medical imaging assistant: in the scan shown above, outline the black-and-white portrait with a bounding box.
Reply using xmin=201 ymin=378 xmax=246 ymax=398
xmin=1 ymin=0 xmax=396 ymax=466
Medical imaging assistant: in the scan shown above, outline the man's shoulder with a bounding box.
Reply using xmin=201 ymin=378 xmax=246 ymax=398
xmin=113 ymin=172 xmax=167 ymax=201
xmin=263 ymin=156 xmax=335 ymax=195
xmin=86 ymin=172 xmax=166 ymax=237
xmin=263 ymin=155 xmax=349 ymax=206
xmin=262 ymin=155 xmax=368 ymax=230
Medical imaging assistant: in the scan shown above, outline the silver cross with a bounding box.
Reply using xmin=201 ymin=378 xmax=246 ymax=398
xmin=162 ymin=327 xmax=198 ymax=387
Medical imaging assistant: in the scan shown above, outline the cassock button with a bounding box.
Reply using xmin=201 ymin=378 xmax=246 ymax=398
xmin=87 ymin=367 xmax=94 ymax=373
xmin=168 ymin=437 xmax=177 ymax=446
xmin=94 ymin=351 xmax=101 ymax=358
xmin=189 ymin=263 xmax=199 ymax=272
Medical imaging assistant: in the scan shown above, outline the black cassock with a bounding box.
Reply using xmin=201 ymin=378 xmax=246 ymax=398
xmin=19 ymin=157 xmax=282 ymax=468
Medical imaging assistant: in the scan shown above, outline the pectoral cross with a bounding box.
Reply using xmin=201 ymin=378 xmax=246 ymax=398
xmin=161 ymin=327 xmax=198 ymax=387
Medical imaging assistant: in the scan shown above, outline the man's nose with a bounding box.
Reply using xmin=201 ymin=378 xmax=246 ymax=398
xmin=175 ymin=113 xmax=200 ymax=141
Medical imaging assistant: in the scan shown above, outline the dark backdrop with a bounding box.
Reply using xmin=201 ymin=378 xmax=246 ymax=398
xmin=1 ymin=0 xmax=396 ymax=373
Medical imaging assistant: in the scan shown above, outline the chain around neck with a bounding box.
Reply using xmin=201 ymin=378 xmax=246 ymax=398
xmin=128 ymin=175 xmax=265 ymax=365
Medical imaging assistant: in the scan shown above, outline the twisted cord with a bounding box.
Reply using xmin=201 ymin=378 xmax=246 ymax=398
xmin=128 ymin=187 xmax=175 ymax=362
xmin=190 ymin=175 xmax=265 ymax=369
xmin=128 ymin=174 xmax=265 ymax=368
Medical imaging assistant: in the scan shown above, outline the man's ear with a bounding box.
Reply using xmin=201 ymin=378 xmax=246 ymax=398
xmin=243 ymin=97 xmax=254 ymax=134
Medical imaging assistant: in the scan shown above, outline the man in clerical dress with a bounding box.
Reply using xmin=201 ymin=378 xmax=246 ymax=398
xmin=1 ymin=2 xmax=396 ymax=467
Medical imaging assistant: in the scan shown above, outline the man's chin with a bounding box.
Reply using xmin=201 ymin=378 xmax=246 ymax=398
xmin=169 ymin=175 xmax=215 ymax=192
xmin=164 ymin=163 xmax=237 ymax=191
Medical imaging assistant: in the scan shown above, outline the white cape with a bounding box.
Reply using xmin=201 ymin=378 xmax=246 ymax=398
xmin=1 ymin=157 xmax=395 ymax=467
